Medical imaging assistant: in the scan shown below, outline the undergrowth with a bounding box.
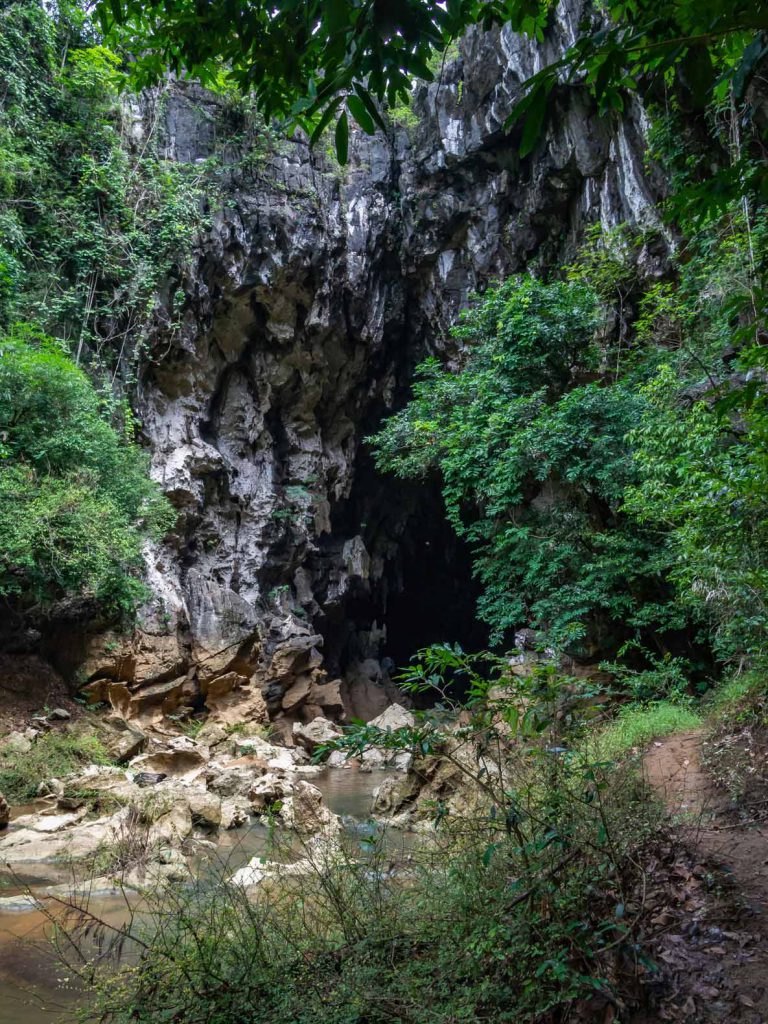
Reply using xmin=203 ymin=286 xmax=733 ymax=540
xmin=595 ymin=702 xmax=703 ymax=761
xmin=0 ymin=729 xmax=112 ymax=803
xmin=701 ymin=672 xmax=768 ymax=805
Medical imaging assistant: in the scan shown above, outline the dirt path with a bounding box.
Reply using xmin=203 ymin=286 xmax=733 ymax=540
xmin=642 ymin=730 xmax=768 ymax=1022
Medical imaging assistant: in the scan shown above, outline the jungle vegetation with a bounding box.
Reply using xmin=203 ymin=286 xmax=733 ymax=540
xmin=2 ymin=2 xmax=768 ymax=1021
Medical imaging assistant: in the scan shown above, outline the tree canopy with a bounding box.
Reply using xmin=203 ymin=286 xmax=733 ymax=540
xmin=98 ymin=0 xmax=768 ymax=162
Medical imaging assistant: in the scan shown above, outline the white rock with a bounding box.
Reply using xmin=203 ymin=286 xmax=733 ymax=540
xmin=232 ymin=736 xmax=296 ymax=771
xmin=292 ymin=717 xmax=342 ymax=754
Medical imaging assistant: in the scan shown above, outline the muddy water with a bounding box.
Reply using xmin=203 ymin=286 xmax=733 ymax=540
xmin=0 ymin=767 xmax=391 ymax=1024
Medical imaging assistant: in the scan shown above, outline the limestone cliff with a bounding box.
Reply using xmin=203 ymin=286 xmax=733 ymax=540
xmin=57 ymin=1 xmax=663 ymax=736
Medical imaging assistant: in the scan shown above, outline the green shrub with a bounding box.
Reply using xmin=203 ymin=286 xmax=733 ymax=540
xmin=368 ymin=277 xmax=680 ymax=653
xmin=0 ymin=326 xmax=174 ymax=615
xmin=0 ymin=0 xmax=210 ymax=369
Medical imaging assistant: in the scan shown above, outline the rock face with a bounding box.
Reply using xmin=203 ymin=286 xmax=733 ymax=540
xmin=42 ymin=2 xmax=663 ymax=730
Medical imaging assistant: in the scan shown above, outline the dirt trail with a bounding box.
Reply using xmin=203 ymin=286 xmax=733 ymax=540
xmin=643 ymin=730 xmax=768 ymax=1022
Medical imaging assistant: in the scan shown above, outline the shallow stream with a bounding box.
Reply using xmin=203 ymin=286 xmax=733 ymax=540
xmin=0 ymin=767 xmax=391 ymax=1024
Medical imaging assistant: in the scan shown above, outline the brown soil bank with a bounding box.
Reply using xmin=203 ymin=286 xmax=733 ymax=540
xmin=637 ymin=730 xmax=768 ymax=1023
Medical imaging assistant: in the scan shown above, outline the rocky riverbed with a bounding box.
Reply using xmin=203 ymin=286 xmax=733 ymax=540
xmin=0 ymin=699 xmax=417 ymax=884
xmin=0 ymin=701 xmax=418 ymax=1024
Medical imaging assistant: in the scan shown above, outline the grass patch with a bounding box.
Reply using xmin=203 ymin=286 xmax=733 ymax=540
xmin=0 ymin=729 xmax=112 ymax=803
xmin=701 ymin=672 xmax=768 ymax=803
xmin=703 ymin=671 xmax=767 ymax=719
xmin=595 ymin=701 xmax=702 ymax=760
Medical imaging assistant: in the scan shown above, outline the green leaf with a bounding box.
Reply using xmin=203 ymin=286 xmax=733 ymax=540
xmin=347 ymin=94 xmax=376 ymax=135
xmin=309 ymin=96 xmax=343 ymax=147
xmin=335 ymin=110 xmax=349 ymax=163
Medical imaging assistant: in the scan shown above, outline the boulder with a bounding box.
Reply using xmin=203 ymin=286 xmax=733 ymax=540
xmin=281 ymin=675 xmax=312 ymax=712
xmin=187 ymin=789 xmax=222 ymax=831
xmin=309 ymin=678 xmax=345 ymax=717
xmin=248 ymin=772 xmax=293 ymax=813
xmin=129 ymin=736 xmax=208 ymax=778
xmin=99 ymin=716 xmax=148 ymax=763
xmin=221 ymin=797 xmax=251 ymax=829
xmin=147 ymin=803 xmax=193 ymax=846
xmin=292 ymin=716 xmax=342 ymax=755
xmin=360 ymin=704 xmax=415 ymax=772
xmin=0 ymin=815 xmax=118 ymax=863
xmin=280 ymin=781 xmax=341 ymax=835
xmin=327 ymin=749 xmax=354 ymax=769
xmin=11 ymin=810 xmax=86 ymax=833
xmin=371 ymin=774 xmax=422 ymax=817
xmin=368 ymin=704 xmax=413 ymax=730
xmin=134 ymin=772 xmax=168 ymax=787
xmin=48 ymin=707 xmax=71 ymax=721
xmin=205 ymin=761 xmax=267 ymax=798
xmin=231 ymin=735 xmax=298 ymax=771
xmin=3 ymin=731 xmax=33 ymax=755
xmin=229 ymin=859 xmax=266 ymax=888
xmin=37 ymin=778 xmax=65 ymax=798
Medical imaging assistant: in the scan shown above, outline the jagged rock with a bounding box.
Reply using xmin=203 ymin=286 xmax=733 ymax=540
xmin=99 ymin=716 xmax=148 ymax=763
xmin=48 ymin=707 xmax=71 ymax=721
xmin=292 ymin=717 xmax=343 ymax=755
xmin=50 ymin=3 xmax=662 ymax=740
xmin=360 ymin=704 xmax=415 ymax=772
xmin=202 ymin=671 xmax=248 ymax=700
xmin=129 ymin=676 xmax=187 ymax=715
xmin=129 ymin=736 xmax=208 ymax=778
xmin=220 ymin=797 xmax=251 ymax=829
xmin=203 ymin=683 xmax=269 ymax=731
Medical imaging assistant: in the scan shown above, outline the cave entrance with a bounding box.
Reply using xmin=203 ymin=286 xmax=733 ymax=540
xmin=318 ymin=454 xmax=489 ymax=686
xmin=379 ymin=494 xmax=488 ymax=674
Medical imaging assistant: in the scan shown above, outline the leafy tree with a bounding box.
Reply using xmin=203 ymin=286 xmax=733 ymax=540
xmin=0 ymin=0 xmax=210 ymax=373
xmin=97 ymin=0 xmax=767 ymax=166
xmin=96 ymin=0 xmax=547 ymax=153
xmin=369 ymin=277 xmax=683 ymax=653
xmin=0 ymin=326 xmax=175 ymax=618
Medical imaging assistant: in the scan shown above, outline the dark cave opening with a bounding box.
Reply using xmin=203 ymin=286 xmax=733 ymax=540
xmin=378 ymin=496 xmax=488 ymax=674
xmin=316 ymin=449 xmax=488 ymax=685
